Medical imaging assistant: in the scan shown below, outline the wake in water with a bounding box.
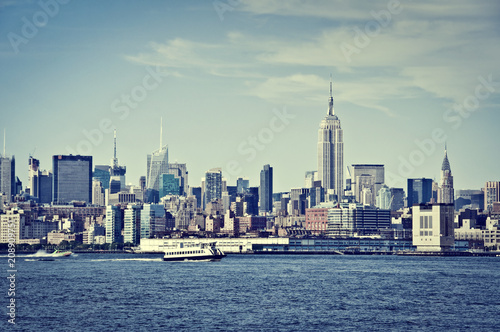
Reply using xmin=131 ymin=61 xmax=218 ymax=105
xmin=25 ymin=249 xmax=56 ymax=258
xmin=89 ymin=258 xmax=163 ymax=262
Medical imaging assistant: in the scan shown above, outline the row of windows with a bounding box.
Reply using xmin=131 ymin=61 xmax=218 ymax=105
xmin=420 ymin=216 xmax=433 ymax=229
xmin=165 ymin=250 xmax=204 ymax=256
xmin=419 ymin=231 xmax=434 ymax=236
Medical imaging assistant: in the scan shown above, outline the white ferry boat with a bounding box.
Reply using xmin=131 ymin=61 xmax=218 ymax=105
xmin=163 ymin=241 xmax=226 ymax=262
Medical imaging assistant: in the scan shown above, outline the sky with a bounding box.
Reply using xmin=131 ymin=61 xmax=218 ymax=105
xmin=1 ymin=0 xmax=499 ymax=193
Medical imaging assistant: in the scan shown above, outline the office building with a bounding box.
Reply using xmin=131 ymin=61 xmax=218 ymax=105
xmin=204 ymin=168 xmax=222 ymax=208
xmin=141 ymin=203 xmax=166 ymax=239
xmin=159 ymin=173 xmax=180 ymax=197
xmin=105 ymin=205 xmax=122 ymax=244
xmin=376 ymin=185 xmax=391 ymax=210
xmin=437 ymin=147 xmax=454 ymax=204
xmin=351 ymin=164 xmax=385 ymax=205
xmin=236 ymin=177 xmax=249 ymax=194
xmin=124 ymin=204 xmax=141 ymax=245
xmin=146 ymin=121 xmax=168 ymax=192
xmin=168 ymin=163 xmax=188 ymax=196
xmin=0 ymin=142 xmax=15 ymax=203
xmin=389 ymin=188 xmax=405 ymax=211
xmin=407 ymin=178 xmax=433 ymax=207
xmin=317 ymin=79 xmax=343 ymax=197
xmin=92 ymin=178 xmax=105 ymax=206
xmin=259 ymin=164 xmax=273 ymax=213
xmin=93 ymin=165 xmax=111 ymax=190
xmin=52 ymin=155 xmax=92 ymax=204
xmin=412 ymin=203 xmax=454 ymax=251
xmin=484 ymin=181 xmax=500 ymax=212
xmin=327 ymin=203 xmax=391 ymax=237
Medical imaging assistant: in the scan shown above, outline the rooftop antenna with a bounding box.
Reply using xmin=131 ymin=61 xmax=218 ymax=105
xmin=328 ymin=74 xmax=334 ymax=116
xmin=3 ymin=128 xmax=5 ymax=157
xmin=112 ymin=129 xmax=118 ymax=168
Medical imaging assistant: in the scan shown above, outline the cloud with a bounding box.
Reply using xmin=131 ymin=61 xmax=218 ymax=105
xmin=125 ymin=1 xmax=500 ymax=114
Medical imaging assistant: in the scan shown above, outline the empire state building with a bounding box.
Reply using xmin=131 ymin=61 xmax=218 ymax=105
xmin=317 ymin=80 xmax=344 ymax=198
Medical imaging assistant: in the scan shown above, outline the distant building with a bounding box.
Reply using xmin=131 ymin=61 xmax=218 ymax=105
xmin=236 ymin=178 xmax=249 ymax=194
xmin=0 ymin=154 xmax=15 ymax=203
xmin=259 ymin=164 xmax=273 ymax=213
xmin=351 ymin=164 xmax=385 ymax=205
xmin=407 ymin=178 xmax=433 ymax=207
xmin=327 ymin=202 xmax=391 ymax=237
xmin=146 ymin=145 xmax=168 ymax=193
xmin=204 ymin=168 xmax=222 ymax=209
xmin=92 ymin=178 xmax=105 ymax=206
xmin=305 ymin=206 xmax=329 ymax=235
xmin=318 ymin=79 xmax=343 ymax=197
xmin=190 ymin=187 xmax=202 ymax=210
xmin=168 ymin=163 xmax=188 ymax=196
xmin=455 ymin=189 xmax=484 ymax=211
xmin=124 ymin=204 xmax=141 ymax=245
xmin=412 ymin=203 xmax=454 ymax=252
xmin=141 ymin=204 xmax=166 ymax=239
xmin=484 ymin=181 xmax=500 ymax=212
xmin=437 ymin=147 xmax=454 ymax=204
xmin=377 ymin=185 xmax=391 ymax=210
xmin=93 ymin=165 xmax=111 ymax=190
xmin=52 ymin=155 xmax=92 ymax=204
xmin=159 ymin=173 xmax=180 ymax=197
xmin=389 ymin=188 xmax=405 ymax=211
xmin=105 ymin=205 xmax=123 ymax=244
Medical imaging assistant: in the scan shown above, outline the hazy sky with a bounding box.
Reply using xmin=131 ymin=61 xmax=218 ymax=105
xmin=1 ymin=0 xmax=499 ymax=193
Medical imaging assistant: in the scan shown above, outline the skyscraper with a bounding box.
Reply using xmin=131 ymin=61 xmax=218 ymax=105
xmin=351 ymin=164 xmax=385 ymax=204
xmin=110 ymin=129 xmax=126 ymax=190
xmin=318 ymin=78 xmax=343 ymax=198
xmin=484 ymin=181 xmax=500 ymax=212
xmin=124 ymin=204 xmax=141 ymax=245
xmin=437 ymin=147 xmax=454 ymax=204
xmin=146 ymin=119 xmax=168 ymax=192
xmin=259 ymin=164 xmax=273 ymax=213
xmin=52 ymin=155 xmax=92 ymax=204
xmin=0 ymin=131 xmax=15 ymax=203
xmin=407 ymin=178 xmax=433 ymax=207
xmin=204 ymin=168 xmax=222 ymax=208
xmin=105 ymin=205 xmax=122 ymax=244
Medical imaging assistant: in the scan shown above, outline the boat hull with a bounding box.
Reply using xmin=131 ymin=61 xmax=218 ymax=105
xmin=163 ymin=254 xmax=227 ymax=262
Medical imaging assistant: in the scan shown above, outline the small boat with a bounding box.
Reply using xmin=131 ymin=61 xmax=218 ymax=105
xmin=163 ymin=241 xmax=226 ymax=262
xmin=52 ymin=249 xmax=72 ymax=257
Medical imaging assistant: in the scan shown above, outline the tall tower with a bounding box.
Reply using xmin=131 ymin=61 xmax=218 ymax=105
xmin=0 ymin=130 xmax=15 ymax=203
xmin=438 ymin=146 xmax=454 ymax=204
xmin=146 ymin=118 xmax=169 ymax=192
xmin=317 ymin=77 xmax=344 ymax=199
xmin=110 ymin=129 xmax=126 ymax=190
xmin=259 ymin=164 xmax=273 ymax=213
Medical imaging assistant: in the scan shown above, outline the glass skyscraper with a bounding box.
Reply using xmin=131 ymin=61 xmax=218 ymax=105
xmin=259 ymin=164 xmax=273 ymax=213
xmin=52 ymin=155 xmax=92 ymax=204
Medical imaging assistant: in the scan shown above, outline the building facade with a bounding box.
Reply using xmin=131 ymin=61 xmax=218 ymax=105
xmin=317 ymin=81 xmax=343 ymax=198
xmin=52 ymin=155 xmax=92 ymax=204
xmin=259 ymin=164 xmax=273 ymax=213
xmin=412 ymin=203 xmax=454 ymax=251
xmin=437 ymin=148 xmax=454 ymax=204
xmin=407 ymin=178 xmax=433 ymax=207
xmin=105 ymin=205 xmax=122 ymax=244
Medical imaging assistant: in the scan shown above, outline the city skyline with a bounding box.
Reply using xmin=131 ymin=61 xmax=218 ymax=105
xmin=1 ymin=1 xmax=499 ymax=192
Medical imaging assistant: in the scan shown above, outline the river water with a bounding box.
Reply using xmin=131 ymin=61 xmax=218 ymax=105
xmin=2 ymin=253 xmax=499 ymax=331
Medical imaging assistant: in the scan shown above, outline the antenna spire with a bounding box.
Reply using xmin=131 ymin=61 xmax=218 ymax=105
xmin=3 ymin=129 xmax=5 ymax=157
xmin=328 ymin=74 xmax=334 ymax=116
